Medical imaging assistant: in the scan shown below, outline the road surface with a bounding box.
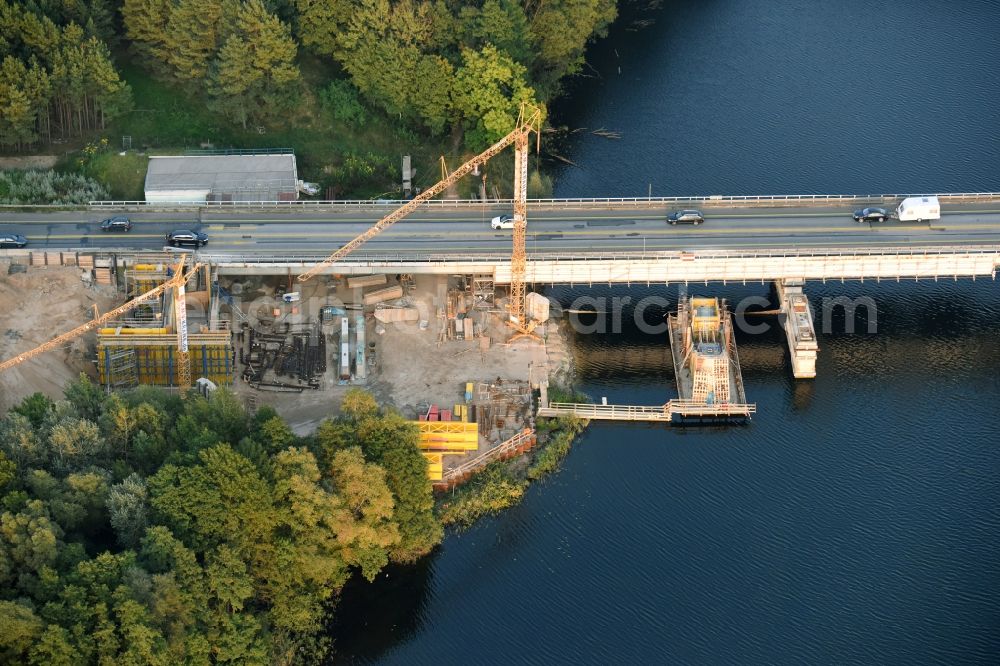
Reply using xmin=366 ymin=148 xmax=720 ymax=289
xmin=3 ymin=203 xmax=1000 ymax=256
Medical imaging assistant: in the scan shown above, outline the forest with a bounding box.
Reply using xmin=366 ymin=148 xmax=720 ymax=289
xmin=1 ymin=0 xmax=619 ymax=156
xmin=0 ymin=379 xmax=442 ymax=664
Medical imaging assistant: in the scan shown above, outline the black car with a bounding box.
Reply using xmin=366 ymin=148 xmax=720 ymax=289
xmin=853 ymin=207 xmax=888 ymax=222
xmin=100 ymin=216 xmax=132 ymax=232
xmin=668 ymin=209 xmax=705 ymax=225
xmin=166 ymin=229 xmax=208 ymax=247
xmin=0 ymin=234 xmax=28 ymax=248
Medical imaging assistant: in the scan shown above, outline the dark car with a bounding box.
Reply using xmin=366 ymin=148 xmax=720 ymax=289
xmin=100 ymin=216 xmax=132 ymax=232
xmin=0 ymin=234 xmax=28 ymax=248
xmin=667 ymin=209 xmax=705 ymax=225
xmin=853 ymin=207 xmax=888 ymax=222
xmin=166 ymin=229 xmax=208 ymax=247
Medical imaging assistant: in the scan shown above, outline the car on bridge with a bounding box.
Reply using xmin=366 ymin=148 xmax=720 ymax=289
xmin=667 ymin=209 xmax=705 ymax=225
xmin=853 ymin=207 xmax=888 ymax=222
xmin=0 ymin=233 xmax=28 ymax=248
xmin=100 ymin=216 xmax=132 ymax=232
xmin=491 ymin=214 xmax=515 ymax=230
xmin=166 ymin=229 xmax=208 ymax=247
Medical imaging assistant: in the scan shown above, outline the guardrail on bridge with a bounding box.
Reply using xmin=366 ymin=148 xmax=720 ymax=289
xmin=78 ymin=191 xmax=1000 ymax=211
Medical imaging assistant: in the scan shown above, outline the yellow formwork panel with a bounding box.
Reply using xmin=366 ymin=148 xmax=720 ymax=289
xmin=419 ymin=432 xmax=478 ymax=443
xmin=415 ymin=421 xmax=478 ymax=434
xmin=421 ymin=452 xmax=444 ymax=481
xmin=419 ymin=435 xmax=478 ymax=451
xmin=98 ymin=340 xmax=234 ymax=387
xmin=99 ymin=328 xmax=169 ymax=335
xmin=420 ymin=446 xmax=476 ymax=456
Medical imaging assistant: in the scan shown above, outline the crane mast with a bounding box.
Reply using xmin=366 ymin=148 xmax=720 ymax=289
xmin=297 ymin=108 xmax=542 ymax=339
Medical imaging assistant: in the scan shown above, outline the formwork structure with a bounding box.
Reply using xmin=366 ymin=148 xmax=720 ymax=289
xmin=667 ymin=296 xmax=752 ymax=420
xmin=413 ymin=421 xmax=480 ymax=481
xmin=685 ymin=298 xmax=731 ymax=403
xmin=96 ymin=264 xmax=234 ymax=390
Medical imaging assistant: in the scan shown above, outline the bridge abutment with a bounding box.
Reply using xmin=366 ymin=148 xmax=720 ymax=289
xmin=775 ymin=279 xmax=818 ymax=379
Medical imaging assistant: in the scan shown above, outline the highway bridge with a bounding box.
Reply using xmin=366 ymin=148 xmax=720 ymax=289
xmin=1 ymin=194 xmax=999 ymax=259
xmin=2 ymin=193 xmax=998 ymax=382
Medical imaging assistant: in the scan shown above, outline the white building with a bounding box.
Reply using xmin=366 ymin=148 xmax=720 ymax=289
xmin=144 ymin=152 xmax=299 ymax=203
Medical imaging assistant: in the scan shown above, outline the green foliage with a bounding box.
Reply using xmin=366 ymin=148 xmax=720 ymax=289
xmin=436 ymin=461 xmax=527 ymax=527
xmin=319 ymin=79 xmax=367 ymax=127
xmin=528 ymin=169 xmax=554 ymax=198
xmin=0 ymin=169 xmax=108 ymax=205
xmin=527 ymin=417 xmax=586 ymax=480
xmin=64 ymin=374 xmax=106 ymax=423
xmin=0 ymin=3 xmax=132 ymax=147
xmin=0 ymin=382 xmax=444 ymax=663
xmin=13 ymin=393 xmax=54 ymax=429
xmin=0 ymin=600 xmax=44 ymax=662
xmin=316 ymin=389 xmax=443 ymax=562
xmin=547 ymin=384 xmax=590 ymax=404
xmin=208 ymin=0 xmax=302 ymax=128
xmin=0 ymin=451 xmax=15 ymax=493
xmin=530 ymin=0 xmax=618 ymax=93
xmin=452 ymin=45 xmax=544 ymax=150
xmin=328 ymin=151 xmax=397 ymax=195
xmin=106 ymin=474 xmax=147 ymax=548
xmin=76 ymin=151 xmax=148 ymax=201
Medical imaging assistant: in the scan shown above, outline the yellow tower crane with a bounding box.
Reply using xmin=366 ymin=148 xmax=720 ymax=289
xmin=0 ymin=256 xmax=201 ymax=393
xmin=297 ymin=107 xmax=543 ymax=339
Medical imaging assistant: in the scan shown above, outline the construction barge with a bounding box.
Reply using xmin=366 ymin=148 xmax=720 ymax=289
xmin=666 ymin=297 xmax=754 ymax=422
xmin=537 ymin=295 xmax=755 ymax=424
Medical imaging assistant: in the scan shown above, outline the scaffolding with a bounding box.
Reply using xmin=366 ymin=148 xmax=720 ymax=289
xmin=96 ymin=264 xmax=234 ymax=389
xmin=104 ymin=348 xmax=138 ymax=391
xmin=472 ymin=272 xmax=496 ymax=306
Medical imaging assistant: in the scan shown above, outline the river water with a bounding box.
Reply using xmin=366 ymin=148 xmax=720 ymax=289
xmin=331 ymin=1 xmax=1000 ymax=663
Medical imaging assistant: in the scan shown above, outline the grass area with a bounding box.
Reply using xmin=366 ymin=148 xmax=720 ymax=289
xmin=80 ymin=152 xmax=148 ymax=200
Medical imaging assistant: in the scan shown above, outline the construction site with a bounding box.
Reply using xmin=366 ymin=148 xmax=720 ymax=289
xmin=0 ymin=108 xmax=582 ymax=487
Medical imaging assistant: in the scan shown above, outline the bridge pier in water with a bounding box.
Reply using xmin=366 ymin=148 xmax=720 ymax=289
xmin=775 ymin=279 xmax=818 ymax=379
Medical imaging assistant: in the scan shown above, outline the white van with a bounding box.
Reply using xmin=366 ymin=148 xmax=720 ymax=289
xmin=896 ymin=196 xmax=940 ymax=222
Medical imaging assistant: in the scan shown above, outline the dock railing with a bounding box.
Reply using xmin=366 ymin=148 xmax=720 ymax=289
xmin=538 ymin=401 xmax=755 ymax=421
xmin=440 ymin=428 xmax=535 ymax=484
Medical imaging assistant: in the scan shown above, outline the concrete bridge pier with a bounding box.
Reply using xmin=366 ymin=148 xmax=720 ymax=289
xmin=775 ymin=279 xmax=818 ymax=379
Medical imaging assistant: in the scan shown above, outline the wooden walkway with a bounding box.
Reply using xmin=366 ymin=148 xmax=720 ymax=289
xmin=537 ymin=400 xmax=756 ymax=422
xmin=433 ymin=429 xmax=536 ymax=491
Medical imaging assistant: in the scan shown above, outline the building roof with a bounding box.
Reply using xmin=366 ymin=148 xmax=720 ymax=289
xmin=144 ymin=154 xmax=298 ymax=201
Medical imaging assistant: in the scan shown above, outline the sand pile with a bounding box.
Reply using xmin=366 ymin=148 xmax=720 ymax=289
xmin=0 ymin=266 xmax=118 ymax=413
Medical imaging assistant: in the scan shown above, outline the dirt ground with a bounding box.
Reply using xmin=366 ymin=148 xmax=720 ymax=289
xmin=0 ymin=265 xmax=575 ymax=436
xmin=225 ymin=274 xmax=573 ymax=435
xmin=0 ymin=265 xmax=119 ymax=413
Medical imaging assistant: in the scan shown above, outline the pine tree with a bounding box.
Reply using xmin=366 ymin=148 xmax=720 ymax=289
xmin=121 ymin=0 xmax=172 ymax=72
xmin=162 ymin=0 xmax=224 ymax=86
xmin=208 ymin=0 xmax=300 ymax=128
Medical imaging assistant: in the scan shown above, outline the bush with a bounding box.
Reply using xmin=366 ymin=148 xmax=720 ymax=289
xmin=548 ymin=384 xmax=589 ymax=404
xmin=319 ymin=80 xmax=368 ymax=127
xmin=329 ymin=152 xmax=397 ymax=195
xmin=528 ymin=170 xmax=553 ymax=198
xmin=527 ymin=417 xmax=586 ymax=480
xmin=0 ymin=170 xmax=109 ymax=205
xmin=436 ymin=461 xmax=527 ymax=527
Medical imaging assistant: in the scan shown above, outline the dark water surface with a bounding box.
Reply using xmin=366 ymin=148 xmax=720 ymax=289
xmin=331 ymin=1 xmax=1000 ymax=663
